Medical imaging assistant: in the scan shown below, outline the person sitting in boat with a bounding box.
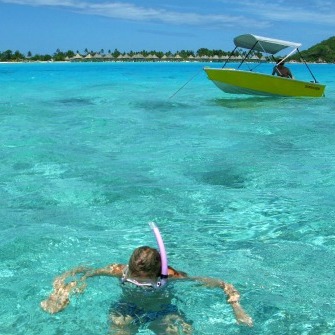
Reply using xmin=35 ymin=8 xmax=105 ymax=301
xmin=40 ymin=223 xmax=253 ymax=333
xmin=272 ymin=59 xmax=293 ymax=78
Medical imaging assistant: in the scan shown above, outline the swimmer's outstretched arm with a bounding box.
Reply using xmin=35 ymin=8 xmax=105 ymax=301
xmin=82 ymin=263 xmax=125 ymax=278
xmin=168 ymin=267 xmax=253 ymax=327
xmin=41 ymin=264 xmax=126 ymax=314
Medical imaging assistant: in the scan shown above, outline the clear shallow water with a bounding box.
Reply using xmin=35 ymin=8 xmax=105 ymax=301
xmin=0 ymin=62 xmax=335 ymax=334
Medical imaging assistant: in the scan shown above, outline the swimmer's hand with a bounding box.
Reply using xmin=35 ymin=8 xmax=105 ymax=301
xmin=231 ymin=301 xmax=253 ymax=327
xmin=222 ymin=282 xmax=253 ymax=327
xmin=40 ymin=281 xmax=77 ymax=314
xmin=41 ymin=266 xmax=90 ymax=314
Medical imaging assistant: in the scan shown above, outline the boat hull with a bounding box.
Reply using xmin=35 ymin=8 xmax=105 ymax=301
xmin=204 ymin=68 xmax=325 ymax=97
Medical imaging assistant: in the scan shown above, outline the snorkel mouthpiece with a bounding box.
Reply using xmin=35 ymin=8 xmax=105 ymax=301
xmin=149 ymin=222 xmax=168 ymax=286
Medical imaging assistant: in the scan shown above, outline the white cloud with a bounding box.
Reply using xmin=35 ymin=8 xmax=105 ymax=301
xmin=0 ymin=0 xmax=76 ymax=6
xmin=84 ymin=3 xmax=264 ymax=27
xmin=0 ymin=0 xmax=269 ymax=28
xmin=2 ymin=0 xmax=333 ymax=29
xmin=218 ymin=0 xmax=335 ymax=26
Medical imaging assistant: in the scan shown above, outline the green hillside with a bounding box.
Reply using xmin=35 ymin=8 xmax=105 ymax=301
xmin=293 ymin=36 xmax=335 ymax=63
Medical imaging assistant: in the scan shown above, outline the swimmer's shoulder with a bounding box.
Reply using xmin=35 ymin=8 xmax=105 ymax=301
xmin=93 ymin=263 xmax=126 ymax=277
xmin=168 ymin=266 xmax=188 ymax=279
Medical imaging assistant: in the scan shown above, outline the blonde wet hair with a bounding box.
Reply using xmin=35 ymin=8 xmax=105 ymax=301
xmin=128 ymin=246 xmax=161 ymax=278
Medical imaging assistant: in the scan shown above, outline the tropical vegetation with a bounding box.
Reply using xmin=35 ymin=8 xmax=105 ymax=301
xmin=290 ymin=36 xmax=335 ymax=63
xmin=1 ymin=36 xmax=334 ymax=63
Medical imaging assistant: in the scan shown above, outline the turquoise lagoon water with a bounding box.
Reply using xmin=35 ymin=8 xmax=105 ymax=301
xmin=0 ymin=61 xmax=335 ymax=334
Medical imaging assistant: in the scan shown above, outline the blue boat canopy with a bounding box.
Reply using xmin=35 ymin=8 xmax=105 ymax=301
xmin=234 ymin=34 xmax=302 ymax=55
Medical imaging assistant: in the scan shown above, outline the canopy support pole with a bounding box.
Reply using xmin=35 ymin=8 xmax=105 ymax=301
xmin=237 ymin=41 xmax=258 ymax=69
xmin=297 ymin=49 xmax=318 ymax=83
xmin=222 ymin=46 xmax=237 ymax=68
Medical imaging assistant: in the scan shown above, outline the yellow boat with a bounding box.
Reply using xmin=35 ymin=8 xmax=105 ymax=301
xmin=204 ymin=34 xmax=326 ymax=98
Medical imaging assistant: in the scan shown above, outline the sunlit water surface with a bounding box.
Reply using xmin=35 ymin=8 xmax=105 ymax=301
xmin=0 ymin=62 xmax=334 ymax=334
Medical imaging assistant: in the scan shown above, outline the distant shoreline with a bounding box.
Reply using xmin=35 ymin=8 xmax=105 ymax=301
xmin=0 ymin=59 xmax=333 ymax=65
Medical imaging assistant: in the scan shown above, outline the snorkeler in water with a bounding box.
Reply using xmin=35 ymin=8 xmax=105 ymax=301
xmin=41 ymin=223 xmax=253 ymax=333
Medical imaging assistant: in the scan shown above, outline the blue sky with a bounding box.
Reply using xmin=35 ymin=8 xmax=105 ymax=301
xmin=0 ymin=0 xmax=334 ymax=55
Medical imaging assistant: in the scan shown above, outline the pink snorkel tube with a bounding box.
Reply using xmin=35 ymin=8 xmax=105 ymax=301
xmin=149 ymin=222 xmax=168 ymax=287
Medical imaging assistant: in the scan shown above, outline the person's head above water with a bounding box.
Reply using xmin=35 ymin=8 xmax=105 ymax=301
xmin=128 ymin=246 xmax=161 ymax=279
xmin=123 ymin=223 xmax=169 ymax=288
